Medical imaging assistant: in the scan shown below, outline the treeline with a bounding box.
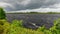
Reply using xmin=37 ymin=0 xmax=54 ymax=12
xmin=6 ymin=12 xmax=60 ymax=14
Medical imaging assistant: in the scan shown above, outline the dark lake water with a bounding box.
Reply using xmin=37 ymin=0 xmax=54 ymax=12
xmin=6 ymin=14 xmax=60 ymax=29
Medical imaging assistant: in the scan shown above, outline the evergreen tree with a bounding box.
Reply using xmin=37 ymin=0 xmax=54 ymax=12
xmin=0 ymin=8 xmax=6 ymax=19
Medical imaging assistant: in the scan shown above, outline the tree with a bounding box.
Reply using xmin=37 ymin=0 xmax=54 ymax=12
xmin=0 ymin=8 xmax=6 ymax=19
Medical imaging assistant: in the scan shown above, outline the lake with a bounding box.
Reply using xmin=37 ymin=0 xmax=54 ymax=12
xmin=6 ymin=14 xmax=60 ymax=29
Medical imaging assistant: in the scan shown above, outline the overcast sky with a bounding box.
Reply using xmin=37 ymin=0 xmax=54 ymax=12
xmin=0 ymin=0 xmax=60 ymax=12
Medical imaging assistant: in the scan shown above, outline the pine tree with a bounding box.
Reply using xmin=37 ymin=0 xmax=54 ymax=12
xmin=0 ymin=8 xmax=6 ymax=19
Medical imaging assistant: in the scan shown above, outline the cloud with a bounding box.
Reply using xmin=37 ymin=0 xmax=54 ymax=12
xmin=0 ymin=2 xmax=15 ymax=11
xmin=0 ymin=0 xmax=60 ymax=12
xmin=0 ymin=2 xmax=13 ymax=7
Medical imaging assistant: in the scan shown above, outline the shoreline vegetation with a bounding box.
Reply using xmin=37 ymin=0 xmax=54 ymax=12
xmin=0 ymin=18 xmax=60 ymax=34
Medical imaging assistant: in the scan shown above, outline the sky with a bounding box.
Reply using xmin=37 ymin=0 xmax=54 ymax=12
xmin=0 ymin=0 xmax=60 ymax=12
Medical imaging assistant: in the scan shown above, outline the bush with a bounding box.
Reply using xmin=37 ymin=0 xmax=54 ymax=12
xmin=8 ymin=20 xmax=44 ymax=34
xmin=0 ymin=18 xmax=60 ymax=34
xmin=0 ymin=19 xmax=10 ymax=34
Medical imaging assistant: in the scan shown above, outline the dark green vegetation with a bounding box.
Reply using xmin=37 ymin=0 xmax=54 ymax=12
xmin=0 ymin=8 xmax=6 ymax=19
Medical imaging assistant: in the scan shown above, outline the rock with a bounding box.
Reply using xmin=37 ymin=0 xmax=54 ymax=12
xmin=23 ymin=22 xmax=39 ymax=30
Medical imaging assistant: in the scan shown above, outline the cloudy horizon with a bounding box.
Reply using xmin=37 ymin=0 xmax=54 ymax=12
xmin=0 ymin=0 xmax=60 ymax=12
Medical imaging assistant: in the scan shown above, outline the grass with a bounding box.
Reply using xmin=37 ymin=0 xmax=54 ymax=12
xmin=0 ymin=18 xmax=60 ymax=34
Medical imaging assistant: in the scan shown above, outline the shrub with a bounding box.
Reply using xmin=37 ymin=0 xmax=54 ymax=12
xmin=0 ymin=19 xmax=10 ymax=34
xmin=8 ymin=20 xmax=44 ymax=34
xmin=37 ymin=18 xmax=60 ymax=34
xmin=0 ymin=18 xmax=60 ymax=34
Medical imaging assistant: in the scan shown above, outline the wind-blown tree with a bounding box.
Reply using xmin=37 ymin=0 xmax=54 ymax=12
xmin=0 ymin=8 xmax=6 ymax=19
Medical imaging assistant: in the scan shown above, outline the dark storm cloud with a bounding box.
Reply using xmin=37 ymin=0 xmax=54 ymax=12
xmin=0 ymin=0 xmax=60 ymax=11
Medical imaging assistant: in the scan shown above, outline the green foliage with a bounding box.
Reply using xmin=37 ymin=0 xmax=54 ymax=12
xmin=37 ymin=26 xmax=45 ymax=31
xmin=7 ymin=20 xmax=23 ymax=34
xmin=0 ymin=19 xmax=10 ymax=34
xmin=37 ymin=18 xmax=60 ymax=34
xmin=0 ymin=8 xmax=6 ymax=19
xmin=0 ymin=18 xmax=60 ymax=34
xmin=8 ymin=20 xmax=44 ymax=34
